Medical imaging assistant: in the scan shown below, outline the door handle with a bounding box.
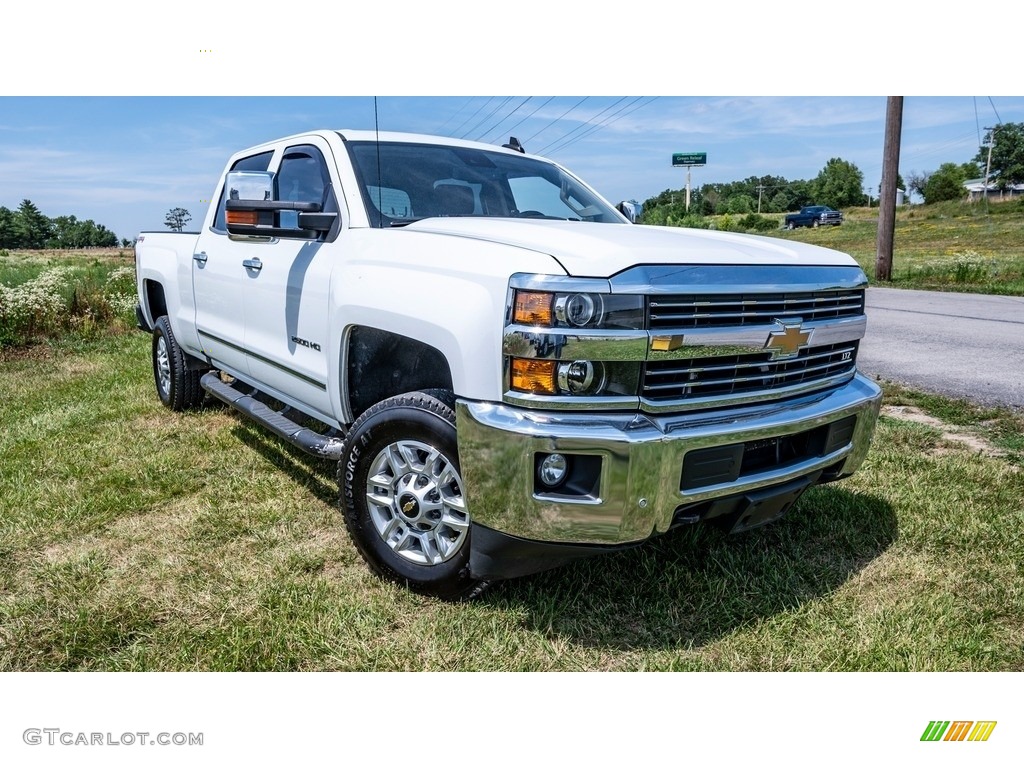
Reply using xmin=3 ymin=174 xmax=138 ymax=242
xmin=193 ymin=251 xmax=208 ymax=264
xmin=242 ymin=258 xmax=263 ymax=272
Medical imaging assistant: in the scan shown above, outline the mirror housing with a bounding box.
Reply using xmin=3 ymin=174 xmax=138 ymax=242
xmin=224 ymin=171 xmax=337 ymax=238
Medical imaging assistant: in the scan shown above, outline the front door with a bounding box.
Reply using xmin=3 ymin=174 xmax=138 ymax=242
xmin=241 ymin=139 xmax=339 ymax=422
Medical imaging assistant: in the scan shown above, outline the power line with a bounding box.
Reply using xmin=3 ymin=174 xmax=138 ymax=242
xmin=460 ymin=96 xmax=515 ymax=139
xmin=988 ymin=96 xmax=1003 ymax=125
xmin=534 ymin=97 xmax=630 ymax=155
xmin=974 ymin=96 xmax=982 ymax=148
xmin=524 ymin=97 xmax=590 ymax=143
xmin=450 ymin=97 xmax=496 ymax=138
xmin=435 ymin=97 xmax=476 ymax=135
xmin=548 ymin=96 xmax=651 ymax=153
xmin=547 ymin=96 xmax=657 ymax=155
xmin=477 ymin=96 xmax=533 ymax=143
xmin=490 ymin=96 xmax=555 ymax=144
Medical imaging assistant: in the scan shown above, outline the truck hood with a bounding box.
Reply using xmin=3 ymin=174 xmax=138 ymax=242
xmin=405 ymin=218 xmax=857 ymax=277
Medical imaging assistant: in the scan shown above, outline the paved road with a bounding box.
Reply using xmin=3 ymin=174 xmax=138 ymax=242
xmin=858 ymin=287 xmax=1024 ymax=409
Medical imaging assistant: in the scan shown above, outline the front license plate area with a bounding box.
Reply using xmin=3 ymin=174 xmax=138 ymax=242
xmin=704 ymin=471 xmax=821 ymax=534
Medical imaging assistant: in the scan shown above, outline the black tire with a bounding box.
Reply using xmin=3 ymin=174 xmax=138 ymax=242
xmin=338 ymin=390 xmax=487 ymax=601
xmin=152 ymin=315 xmax=204 ymax=411
xmin=812 ymin=219 xmax=820 ymax=228
xmin=786 ymin=221 xmax=796 ymax=230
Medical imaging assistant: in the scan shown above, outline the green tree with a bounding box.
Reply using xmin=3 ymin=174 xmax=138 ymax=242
xmin=922 ymin=163 xmax=969 ymax=203
xmin=768 ymin=191 xmax=789 ymax=213
xmin=164 ymin=207 xmax=192 ymax=232
xmin=0 ymin=206 xmax=16 ymax=248
xmin=14 ymin=199 xmax=52 ymax=249
xmin=811 ymin=158 xmax=864 ymax=209
xmin=975 ymin=123 xmax=1024 ymax=187
xmin=726 ymin=194 xmax=754 ymax=214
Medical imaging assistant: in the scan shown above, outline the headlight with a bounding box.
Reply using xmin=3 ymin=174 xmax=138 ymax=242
xmin=512 ymin=290 xmax=643 ymax=330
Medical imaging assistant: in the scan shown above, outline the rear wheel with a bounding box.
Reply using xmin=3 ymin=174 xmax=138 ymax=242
xmin=152 ymin=316 xmax=204 ymax=411
xmin=786 ymin=221 xmax=796 ymax=230
xmin=338 ymin=391 xmax=486 ymax=600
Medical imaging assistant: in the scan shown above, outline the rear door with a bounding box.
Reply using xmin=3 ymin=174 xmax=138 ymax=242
xmin=192 ymin=149 xmax=276 ymax=377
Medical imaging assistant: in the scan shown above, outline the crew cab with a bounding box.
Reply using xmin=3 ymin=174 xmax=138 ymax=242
xmin=785 ymin=205 xmax=844 ymax=229
xmin=135 ymin=129 xmax=881 ymax=599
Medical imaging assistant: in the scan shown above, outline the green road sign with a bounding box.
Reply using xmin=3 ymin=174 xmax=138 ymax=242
xmin=672 ymin=152 xmax=706 ymax=166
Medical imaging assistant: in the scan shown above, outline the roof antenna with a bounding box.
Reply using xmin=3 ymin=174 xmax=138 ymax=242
xmin=502 ymin=136 xmax=525 ymax=153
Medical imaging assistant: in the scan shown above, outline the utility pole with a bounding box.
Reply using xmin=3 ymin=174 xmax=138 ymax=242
xmin=983 ymin=125 xmax=996 ymax=202
xmin=875 ymin=97 xmax=903 ymax=282
xmin=756 ymin=184 xmax=765 ymax=214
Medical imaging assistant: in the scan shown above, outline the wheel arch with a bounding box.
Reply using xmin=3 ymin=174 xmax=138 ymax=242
xmin=143 ymin=279 xmax=168 ymax=327
xmin=343 ymin=326 xmax=455 ymax=421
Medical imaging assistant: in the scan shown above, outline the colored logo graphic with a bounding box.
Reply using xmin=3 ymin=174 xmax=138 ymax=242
xmin=921 ymin=721 xmax=997 ymax=742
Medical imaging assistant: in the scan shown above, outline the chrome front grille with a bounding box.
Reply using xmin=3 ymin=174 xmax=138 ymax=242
xmin=647 ymin=289 xmax=865 ymax=329
xmin=642 ymin=342 xmax=859 ymax=404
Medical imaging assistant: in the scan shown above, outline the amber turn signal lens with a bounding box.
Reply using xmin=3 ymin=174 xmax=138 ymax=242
xmin=510 ymin=358 xmax=557 ymax=395
xmin=226 ymin=210 xmax=259 ymax=226
xmin=513 ymin=291 xmax=553 ymax=326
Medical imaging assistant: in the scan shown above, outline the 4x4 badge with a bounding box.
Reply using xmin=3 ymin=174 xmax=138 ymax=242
xmin=765 ymin=321 xmax=810 ymax=359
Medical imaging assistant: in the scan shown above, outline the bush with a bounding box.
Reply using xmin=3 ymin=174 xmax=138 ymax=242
xmin=0 ymin=267 xmax=72 ymax=347
xmin=714 ymin=214 xmax=736 ymax=232
xmin=737 ymin=213 xmax=779 ymax=232
xmin=0 ymin=265 xmax=136 ymax=348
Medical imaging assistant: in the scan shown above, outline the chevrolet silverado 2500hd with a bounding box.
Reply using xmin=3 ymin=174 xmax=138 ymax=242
xmin=135 ymin=130 xmax=881 ymax=599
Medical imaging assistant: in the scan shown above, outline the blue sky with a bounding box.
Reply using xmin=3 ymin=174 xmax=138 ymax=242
xmin=2 ymin=95 xmax=1021 ymax=242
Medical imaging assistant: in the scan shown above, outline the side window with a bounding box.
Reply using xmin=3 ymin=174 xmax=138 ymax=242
xmin=275 ymin=144 xmax=336 ymax=233
xmin=276 ymin=145 xmax=329 ymax=204
xmin=213 ymin=151 xmax=273 ymax=231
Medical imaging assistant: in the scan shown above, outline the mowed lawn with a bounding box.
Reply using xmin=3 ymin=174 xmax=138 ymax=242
xmin=2 ymin=333 xmax=1022 ymax=671
xmin=769 ymin=202 xmax=1024 ymax=294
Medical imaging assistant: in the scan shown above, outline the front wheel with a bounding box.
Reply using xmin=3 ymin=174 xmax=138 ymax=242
xmin=338 ymin=391 xmax=486 ymax=600
xmin=812 ymin=220 xmax=820 ymax=228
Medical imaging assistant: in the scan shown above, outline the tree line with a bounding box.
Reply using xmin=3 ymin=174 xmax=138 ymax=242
xmin=643 ymin=158 xmax=874 ymax=225
xmin=0 ymin=199 xmax=125 ymax=250
xmin=644 ymin=124 xmax=1024 ymax=223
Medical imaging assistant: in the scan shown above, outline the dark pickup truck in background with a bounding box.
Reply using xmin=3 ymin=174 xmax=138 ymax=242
xmin=785 ymin=206 xmax=844 ymax=229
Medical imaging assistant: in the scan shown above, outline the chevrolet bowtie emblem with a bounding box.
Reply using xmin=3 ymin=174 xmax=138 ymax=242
xmin=402 ymin=499 xmax=417 ymax=513
xmin=651 ymin=335 xmax=684 ymax=352
xmin=765 ymin=321 xmax=810 ymax=359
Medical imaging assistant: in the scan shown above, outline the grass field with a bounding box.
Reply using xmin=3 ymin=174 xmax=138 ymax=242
xmin=2 ymin=333 xmax=1022 ymax=671
xmin=766 ymin=200 xmax=1024 ymax=294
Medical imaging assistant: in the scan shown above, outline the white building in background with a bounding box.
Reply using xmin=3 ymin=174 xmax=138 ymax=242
xmin=964 ymin=178 xmax=1024 ymax=202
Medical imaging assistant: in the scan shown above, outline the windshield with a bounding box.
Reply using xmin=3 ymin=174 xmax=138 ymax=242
xmin=346 ymin=141 xmax=623 ymax=227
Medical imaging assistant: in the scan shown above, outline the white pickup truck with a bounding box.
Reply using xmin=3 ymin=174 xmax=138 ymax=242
xmin=135 ymin=129 xmax=881 ymax=599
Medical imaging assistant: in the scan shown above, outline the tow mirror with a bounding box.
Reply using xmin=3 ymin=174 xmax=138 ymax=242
xmin=224 ymin=170 xmax=337 ymax=238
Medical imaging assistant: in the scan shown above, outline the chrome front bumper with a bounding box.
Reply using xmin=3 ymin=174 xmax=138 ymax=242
xmin=456 ymin=373 xmax=882 ymax=546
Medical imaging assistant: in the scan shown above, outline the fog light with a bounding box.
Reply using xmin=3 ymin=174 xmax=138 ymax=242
xmin=537 ymin=453 xmax=569 ymax=488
